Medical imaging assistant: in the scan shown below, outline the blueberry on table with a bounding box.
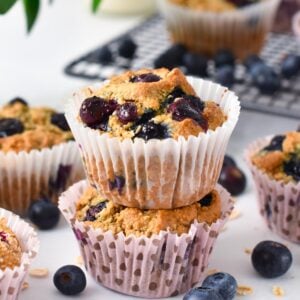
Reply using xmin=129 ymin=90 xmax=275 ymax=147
xmin=281 ymin=54 xmax=300 ymax=79
xmin=251 ymin=241 xmax=292 ymax=278
xmin=214 ymin=49 xmax=235 ymax=68
xmin=8 ymin=97 xmax=28 ymax=106
xmin=53 ymin=265 xmax=86 ymax=296
xmin=215 ymin=65 xmax=235 ymax=87
xmin=27 ymin=198 xmax=60 ymax=230
xmin=244 ymin=54 xmax=263 ymax=71
xmin=183 ymin=287 xmax=223 ymax=300
xmin=154 ymin=44 xmax=186 ymax=69
xmin=118 ymin=36 xmax=137 ymax=59
xmin=223 ymin=155 xmax=236 ymax=168
xmin=98 ymin=45 xmax=113 ymax=65
xmin=263 ymin=135 xmax=285 ymax=151
xmin=51 ymin=113 xmax=70 ymax=131
xmin=183 ymin=52 xmax=208 ymax=77
xmin=0 ymin=118 xmax=24 ymax=137
xmin=202 ymin=272 xmax=237 ymax=300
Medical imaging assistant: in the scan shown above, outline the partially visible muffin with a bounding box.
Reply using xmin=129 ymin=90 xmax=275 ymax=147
xmin=76 ymin=186 xmax=221 ymax=237
xmin=0 ymin=218 xmax=22 ymax=270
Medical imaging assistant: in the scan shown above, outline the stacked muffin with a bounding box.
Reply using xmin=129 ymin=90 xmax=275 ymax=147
xmin=60 ymin=68 xmax=240 ymax=297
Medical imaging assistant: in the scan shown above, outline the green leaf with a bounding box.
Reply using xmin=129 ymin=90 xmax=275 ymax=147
xmin=92 ymin=0 xmax=102 ymax=13
xmin=0 ymin=0 xmax=18 ymax=14
xmin=22 ymin=0 xmax=40 ymax=32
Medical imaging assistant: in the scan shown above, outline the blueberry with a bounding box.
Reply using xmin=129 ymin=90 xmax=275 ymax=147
xmin=80 ymin=97 xmax=117 ymax=127
xmin=154 ymin=44 xmax=186 ymax=69
xmin=263 ymin=135 xmax=285 ymax=151
xmin=214 ymin=49 xmax=235 ymax=68
xmin=183 ymin=287 xmax=223 ymax=300
xmin=8 ymin=97 xmax=28 ymax=106
xmin=118 ymin=36 xmax=137 ymax=59
xmin=28 ymin=198 xmax=60 ymax=230
xmin=227 ymin=0 xmax=258 ymax=7
xmin=0 ymin=118 xmax=24 ymax=138
xmin=251 ymin=241 xmax=292 ymax=278
xmin=202 ymin=272 xmax=237 ymax=300
xmin=135 ymin=121 xmax=169 ymax=141
xmin=183 ymin=53 xmax=208 ymax=77
xmin=283 ymin=154 xmax=300 ymax=181
xmin=215 ymin=65 xmax=235 ymax=87
xmin=53 ymin=265 xmax=86 ymax=296
xmin=161 ymin=87 xmax=186 ymax=108
xmin=109 ymin=175 xmax=125 ymax=194
xmin=218 ymin=165 xmax=246 ymax=196
xmin=98 ymin=45 xmax=113 ymax=65
xmin=84 ymin=201 xmax=107 ymax=221
xmin=249 ymin=62 xmax=271 ymax=78
xmin=199 ymin=193 xmax=212 ymax=207
xmin=116 ymin=102 xmax=138 ymax=124
xmin=130 ymin=73 xmax=161 ymax=83
xmin=51 ymin=113 xmax=70 ymax=131
xmin=133 ymin=108 xmax=156 ymax=127
xmin=244 ymin=54 xmax=263 ymax=70
xmin=223 ymin=155 xmax=236 ymax=168
xmin=281 ymin=54 xmax=300 ymax=79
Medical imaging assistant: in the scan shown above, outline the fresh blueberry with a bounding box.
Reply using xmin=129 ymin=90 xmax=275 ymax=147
xmin=8 ymin=97 xmax=28 ymax=106
xmin=154 ymin=44 xmax=186 ymax=69
xmin=130 ymin=73 xmax=161 ymax=83
xmin=215 ymin=65 xmax=235 ymax=87
xmin=80 ymin=96 xmax=117 ymax=127
xmin=214 ymin=49 xmax=235 ymax=68
xmin=281 ymin=54 xmax=300 ymax=79
xmin=223 ymin=155 xmax=236 ymax=168
xmin=116 ymin=102 xmax=138 ymax=124
xmin=218 ymin=165 xmax=246 ymax=196
xmin=251 ymin=241 xmax=292 ymax=278
xmin=202 ymin=272 xmax=237 ymax=300
xmin=53 ymin=265 xmax=86 ymax=296
xmin=84 ymin=201 xmax=107 ymax=221
xmin=135 ymin=121 xmax=169 ymax=141
xmin=98 ymin=45 xmax=113 ymax=65
xmin=183 ymin=287 xmax=223 ymax=300
xmin=183 ymin=53 xmax=208 ymax=77
xmin=263 ymin=135 xmax=285 ymax=151
xmin=28 ymin=198 xmax=60 ymax=230
xmin=0 ymin=118 xmax=24 ymax=138
xmin=118 ymin=36 xmax=137 ymax=59
xmin=109 ymin=175 xmax=125 ymax=194
xmin=244 ymin=54 xmax=263 ymax=71
xmin=249 ymin=62 xmax=271 ymax=78
xmin=51 ymin=113 xmax=70 ymax=131
xmin=199 ymin=193 xmax=213 ymax=207
xmin=283 ymin=154 xmax=300 ymax=181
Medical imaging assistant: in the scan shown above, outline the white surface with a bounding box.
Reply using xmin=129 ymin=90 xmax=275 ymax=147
xmin=0 ymin=1 xmax=300 ymax=299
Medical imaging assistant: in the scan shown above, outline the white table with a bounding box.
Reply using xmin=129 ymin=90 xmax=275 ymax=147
xmin=0 ymin=1 xmax=299 ymax=299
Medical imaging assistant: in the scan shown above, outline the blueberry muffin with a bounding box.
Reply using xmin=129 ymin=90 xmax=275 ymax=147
xmin=78 ymin=68 xmax=226 ymax=140
xmin=0 ymin=218 xmax=22 ymax=270
xmin=76 ymin=186 xmax=221 ymax=237
xmin=0 ymin=98 xmax=72 ymax=153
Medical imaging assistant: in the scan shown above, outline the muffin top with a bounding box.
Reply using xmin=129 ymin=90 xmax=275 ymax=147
xmin=252 ymin=131 xmax=300 ymax=183
xmin=0 ymin=98 xmax=73 ymax=153
xmin=0 ymin=218 xmax=22 ymax=270
xmin=78 ymin=68 xmax=226 ymax=140
xmin=76 ymin=186 xmax=221 ymax=237
xmin=169 ymin=0 xmax=259 ymax=11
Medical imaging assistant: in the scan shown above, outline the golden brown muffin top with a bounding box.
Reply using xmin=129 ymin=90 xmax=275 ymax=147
xmin=76 ymin=187 xmax=221 ymax=237
xmin=252 ymin=131 xmax=300 ymax=183
xmin=78 ymin=68 xmax=226 ymax=140
xmin=0 ymin=98 xmax=73 ymax=153
xmin=0 ymin=218 xmax=22 ymax=270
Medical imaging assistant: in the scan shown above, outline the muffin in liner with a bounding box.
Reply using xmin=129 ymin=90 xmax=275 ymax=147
xmin=65 ymin=77 xmax=240 ymax=209
xmin=157 ymin=0 xmax=280 ymax=59
xmin=0 ymin=141 xmax=84 ymax=216
xmin=58 ymin=180 xmax=234 ymax=298
xmin=245 ymin=136 xmax=300 ymax=244
xmin=0 ymin=208 xmax=39 ymax=300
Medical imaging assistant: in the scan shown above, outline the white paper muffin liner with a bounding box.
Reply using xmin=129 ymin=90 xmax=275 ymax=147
xmin=245 ymin=136 xmax=300 ymax=244
xmin=65 ymin=77 xmax=240 ymax=209
xmin=0 ymin=141 xmax=84 ymax=216
xmin=157 ymin=0 xmax=280 ymax=59
xmin=0 ymin=208 xmax=39 ymax=300
xmin=59 ymin=180 xmax=234 ymax=298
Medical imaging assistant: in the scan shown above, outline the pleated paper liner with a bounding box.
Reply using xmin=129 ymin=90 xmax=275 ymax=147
xmin=59 ymin=180 xmax=234 ymax=298
xmin=0 ymin=208 xmax=39 ymax=300
xmin=65 ymin=77 xmax=240 ymax=209
xmin=0 ymin=141 xmax=85 ymax=216
xmin=245 ymin=136 xmax=300 ymax=244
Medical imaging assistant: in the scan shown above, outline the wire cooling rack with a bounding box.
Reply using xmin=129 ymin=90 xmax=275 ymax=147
xmin=64 ymin=15 xmax=300 ymax=119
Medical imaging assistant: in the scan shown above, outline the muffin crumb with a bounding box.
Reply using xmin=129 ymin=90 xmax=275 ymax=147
xmin=237 ymin=285 xmax=253 ymax=296
xmin=272 ymin=286 xmax=285 ymax=297
xmin=29 ymin=268 xmax=49 ymax=278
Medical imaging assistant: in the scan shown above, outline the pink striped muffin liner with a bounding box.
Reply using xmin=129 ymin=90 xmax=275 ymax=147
xmin=245 ymin=136 xmax=300 ymax=244
xmin=59 ymin=180 xmax=234 ymax=298
xmin=0 ymin=208 xmax=39 ymax=300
